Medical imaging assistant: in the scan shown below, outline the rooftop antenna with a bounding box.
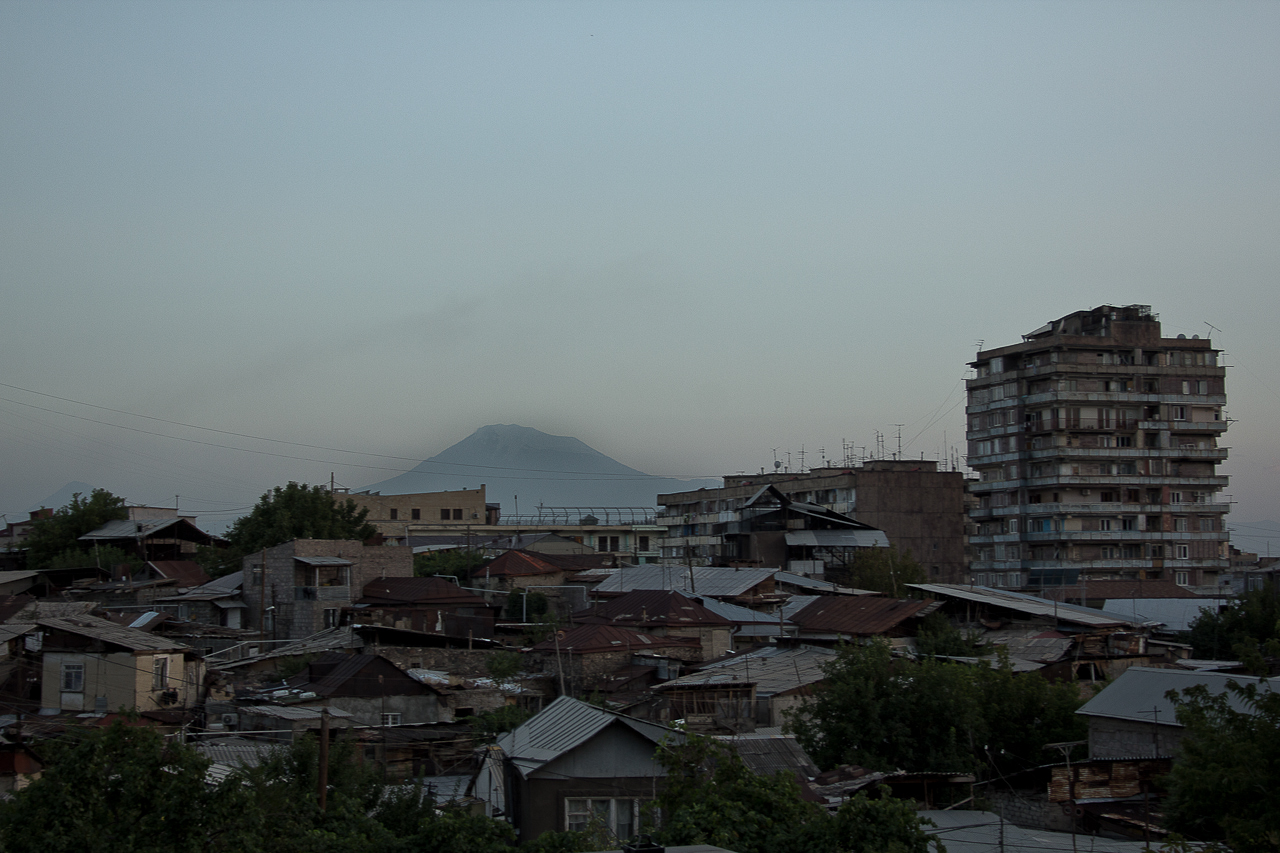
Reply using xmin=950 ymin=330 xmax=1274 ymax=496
xmin=893 ymin=424 xmax=904 ymax=460
xmin=798 ymin=445 xmax=806 ymax=472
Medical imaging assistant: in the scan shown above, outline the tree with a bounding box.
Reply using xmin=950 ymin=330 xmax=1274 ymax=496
xmin=836 ymin=548 xmax=924 ymax=596
xmin=414 ymin=549 xmax=486 ymax=580
xmin=0 ymin=720 xmax=516 ymax=853
xmin=23 ymin=488 xmax=129 ymax=572
xmin=1186 ymin=583 xmax=1280 ymax=673
xmin=786 ymin=640 xmax=1085 ymax=775
xmin=1164 ymin=680 xmax=1280 ymax=853
xmin=651 ymin=732 xmax=940 ymax=853
xmin=227 ymin=482 xmax=377 ymax=556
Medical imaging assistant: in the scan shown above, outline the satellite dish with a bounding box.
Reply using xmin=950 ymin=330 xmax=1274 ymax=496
xmin=774 ymin=460 xmax=782 ymax=470
xmin=1177 ymin=334 xmax=1187 ymax=339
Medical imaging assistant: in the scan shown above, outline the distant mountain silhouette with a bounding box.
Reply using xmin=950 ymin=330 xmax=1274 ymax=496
xmin=29 ymin=481 xmax=98 ymax=513
xmin=359 ymin=424 xmax=720 ymax=512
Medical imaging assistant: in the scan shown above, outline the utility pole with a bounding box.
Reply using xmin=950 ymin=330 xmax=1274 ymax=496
xmin=318 ymin=707 xmax=331 ymax=811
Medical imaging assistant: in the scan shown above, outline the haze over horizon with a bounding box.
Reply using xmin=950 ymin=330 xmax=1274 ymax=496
xmin=3 ymin=3 xmax=1279 ymax=551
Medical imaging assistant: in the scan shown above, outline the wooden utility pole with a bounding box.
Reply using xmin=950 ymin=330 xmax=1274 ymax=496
xmin=318 ymin=708 xmax=330 ymax=811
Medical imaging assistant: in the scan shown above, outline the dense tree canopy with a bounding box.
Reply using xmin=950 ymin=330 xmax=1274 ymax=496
xmin=0 ymin=720 xmax=514 ymax=853
xmin=228 ymin=482 xmax=377 ymax=553
xmin=23 ymin=488 xmax=130 ymax=572
xmin=1164 ymin=680 xmax=1280 ymax=853
xmin=786 ymin=639 xmax=1085 ymax=775
xmin=833 ymin=548 xmax=924 ymax=596
xmin=1186 ymin=584 xmax=1280 ymax=673
xmin=413 ymin=549 xmax=486 ymax=580
xmin=652 ymin=732 xmax=940 ymax=853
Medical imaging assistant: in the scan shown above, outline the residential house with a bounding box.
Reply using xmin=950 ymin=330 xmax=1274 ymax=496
xmin=586 ymin=566 xmax=782 ymax=608
xmin=155 ymin=571 xmax=247 ymax=629
xmin=241 ymin=651 xmax=445 ymax=727
xmin=349 ymin=576 xmax=500 ymax=644
xmin=788 ymin=595 xmax=937 ymax=644
xmin=1076 ymin=665 xmax=1274 ymax=759
xmin=658 ymin=460 xmax=967 ymax=581
xmin=78 ymin=516 xmax=225 ymax=564
xmin=571 ymin=589 xmax=734 ymax=661
xmin=241 ymin=539 xmax=413 ymax=640
xmin=526 ymin=623 xmax=703 ymax=696
xmin=474 ymin=696 xmax=676 ymax=842
xmin=7 ymin=614 xmax=204 ymax=714
xmin=655 ymin=644 xmax=837 ymax=732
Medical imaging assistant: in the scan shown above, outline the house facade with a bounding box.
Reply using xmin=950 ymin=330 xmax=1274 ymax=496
xmin=241 ymin=539 xmax=413 ymax=640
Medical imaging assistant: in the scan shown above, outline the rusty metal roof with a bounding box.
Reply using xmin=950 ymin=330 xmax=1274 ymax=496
xmin=358 ymin=576 xmax=491 ymax=608
xmin=529 ymin=623 xmax=700 ymax=655
xmin=474 ymin=550 xmax=563 ymax=578
xmin=572 ymin=589 xmax=732 ymax=628
xmin=791 ymin=595 xmax=932 ymax=637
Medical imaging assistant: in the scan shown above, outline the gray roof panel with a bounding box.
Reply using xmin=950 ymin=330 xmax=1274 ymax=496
xmin=1076 ymin=666 xmax=1274 ymax=726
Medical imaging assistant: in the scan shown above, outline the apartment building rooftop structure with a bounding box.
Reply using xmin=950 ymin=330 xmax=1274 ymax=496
xmin=656 ymin=459 xmax=967 ymax=582
xmin=966 ymin=305 xmax=1229 ymax=592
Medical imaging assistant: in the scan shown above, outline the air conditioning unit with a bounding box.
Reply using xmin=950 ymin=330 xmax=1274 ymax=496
xmin=1081 ymin=489 xmax=1092 ymax=496
xmin=221 ymin=713 xmax=240 ymax=729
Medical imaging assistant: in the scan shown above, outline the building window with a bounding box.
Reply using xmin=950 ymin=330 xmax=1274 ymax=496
xmin=324 ymin=608 xmax=340 ymax=628
xmin=411 ymin=508 xmax=421 ymax=520
xmin=1199 ymin=517 xmax=1215 ymax=532
xmin=1098 ymin=519 xmax=1112 ymax=531
xmin=1173 ymin=517 xmax=1188 ymax=532
xmin=61 ymin=661 xmax=85 ymax=692
xmin=638 ymin=536 xmax=650 ymax=552
xmin=565 ymin=798 xmax=644 ymax=840
xmin=1175 ymin=544 xmax=1190 ymax=560
xmin=381 ymin=713 xmax=402 ymax=727
xmin=389 ymin=508 xmax=398 ymax=520
xmin=152 ymin=657 xmax=169 ymax=691
xmin=1175 ymin=570 xmax=1191 ymax=586
xmin=440 ymin=509 xmax=450 ymax=520
xmin=1171 ymin=406 xmax=1187 ymax=421
xmin=453 ymin=508 xmax=463 ymax=520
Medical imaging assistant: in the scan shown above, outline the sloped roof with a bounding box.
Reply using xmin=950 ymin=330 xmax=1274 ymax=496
xmin=1100 ymin=598 xmax=1228 ymax=632
xmin=717 ymin=733 xmax=820 ymax=779
xmin=36 ymin=613 xmax=191 ymax=652
xmin=791 ymin=596 xmax=932 ymax=636
xmin=475 ymin=550 xmax=564 ymax=579
xmin=157 ymin=570 xmax=244 ymax=602
xmin=591 ymin=566 xmax=775 ymax=598
xmin=907 ymin=584 xmax=1148 ymax=629
xmin=922 ymin=810 xmax=1152 ymax=853
xmin=529 ymin=623 xmax=701 ymax=655
xmin=79 ymin=517 xmax=221 ymax=545
xmin=572 ymin=589 xmax=732 ymax=629
xmin=1077 ymin=666 xmax=1274 ymax=727
xmin=1043 ymin=580 xmax=1207 ymax=601
xmin=147 ymin=561 xmax=210 ymax=587
xmin=287 ymin=651 xmax=439 ymax=697
xmin=359 ymin=576 xmax=491 ymax=608
xmin=658 ymin=645 xmax=837 ymax=697
xmin=495 ymin=695 xmax=675 ymax=779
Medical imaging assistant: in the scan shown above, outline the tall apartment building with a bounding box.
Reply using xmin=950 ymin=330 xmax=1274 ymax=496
xmin=966 ymin=305 xmax=1229 ymax=591
xmin=657 ymin=460 xmax=968 ymax=581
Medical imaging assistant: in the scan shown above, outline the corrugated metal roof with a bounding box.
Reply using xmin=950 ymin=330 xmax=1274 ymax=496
xmin=294 ymin=556 xmax=353 ymax=567
xmin=920 ymin=810 xmax=1152 ymax=853
xmin=1100 ymin=598 xmax=1227 ymax=632
xmin=592 ymin=566 xmax=775 ymax=598
xmin=692 ymin=595 xmax=789 ymax=626
xmin=772 ymin=572 xmax=866 ymax=595
xmin=475 ymin=550 xmax=562 ymax=578
xmin=240 ymin=705 xmax=356 ymax=721
xmin=659 ymin=645 xmax=836 ymax=697
xmin=907 ymin=584 xmax=1147 ymax=628
xmin=785 ymin=530 xmax=891 ymax=548
xmin=791 ymin=596 xmax=931 ymax=636
xmin=572 ymin=589 xmax=732 ymax=628
xmin=359 ymin=576 xmax=491 ymax=608
xmin=716 ymin=734 xmax=819 ymax=778
xmin=147 ymin=561 xmax=210 ymax=587
xmin=1077 ymin=666 xmax=1274 ymax=726
xmin=36 ymin=614 xmax=190 ymax=652
xmin=1043 ymin=579 xmax=1209 ymax=601
xmin=495 ymin=696 xmax=675 ymax=779
xmin=530 ymin=623 xmax=700 ymax=654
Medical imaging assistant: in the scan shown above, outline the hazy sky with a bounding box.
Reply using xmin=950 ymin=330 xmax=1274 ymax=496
xmin=3 ymin=2 xmax=1279 ymax=544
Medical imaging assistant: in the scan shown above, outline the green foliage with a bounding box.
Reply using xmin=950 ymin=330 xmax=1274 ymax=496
xmin=1164 ymin=680 xmax=1280 ymax=852
xmin=1187 ymin=584 xmax=1280 ymax=673
xmin=24 ymin=488 xmax=129 ymax=572
xmin=914 ymin=612 xmax=986 ymax=659
xmin=227 ymin=482 xmax=377 ymax=556
xmin=465 ymin=704 xmax=534 ymax=741
xmin=786 ymin=640 xmax=1085 ymax=776
xmin=521 ymin=827 xmax=613 ymax=853
xmin=652 ymin=733 xmax=938 ymax=853
xmin=485 ymin=649 xmax=523 ymax=685
xmin=505 ymin=589 xmax=549 ymax=620
xmin=840 ymin=548 xmax=924 ymax=596
xmin=0 ymin=720 xmax=239 ymax=853
xmin=414 ymin=549 xmax=486 ymax=580
xmin=0 ymin=721 xmax=515 ymax=853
